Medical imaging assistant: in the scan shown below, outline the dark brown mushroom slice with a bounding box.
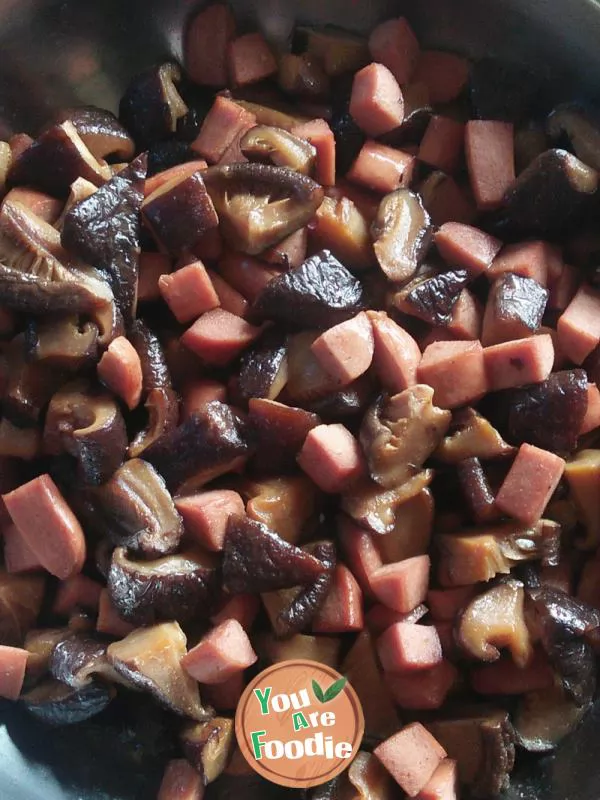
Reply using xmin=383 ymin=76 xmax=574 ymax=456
xmin=24 ymin=628 xmax=69 ymax=686
xmin=247 ymin=397 xmax=321 ymax=475
xmin=379 ymin=83 xmax=433 ymax=148
xmin=307 ymin=375 xmax=376 ymax=421
xmin=547 ymin=103 xmax=600 ymax=171
xmin=341 ymin=471 xmax=433 ymax=535
xmin=311 ymin=193 xmax=377 ymax=272
xmin=329 ymin=74 xmax=366 ymax=176
xmin=62 ymin=153 xmax=147 ymax=322
xmin=128 ymin=318 xmax=172 ymax=392
xmin=56 ymin=106 xmax=136 ymax=161
xmin=119 ymin=62 xmax=189 ymax=149
xmin=7 ymin=121 xmax=111 ymax=197
xmin=107 ymin=547 xmax=218 ymax=626
xmin=514 ymin=685 xmax=589 ymax=752
xmin=0 ymin=572 xmax=46 ymax=646
xmin=371 ymin=189 xmax=433 ymax=283
xmin=374 ymin=490 xmax=434 ymax=563
xmin=278 ymin=53 xmax=331 ymax=99
xmin=241 ymin=125 xmax=317 ymax=175
xmin=181 ymin=717 xmax=235 ymax=785
xmin=514 ymin=122 xmax=549 ymax=174
xmin=107 ymin=621 xmax=211 ymax=721
xmin=456 ymin=581 xmax=532 ymax=666
xmin=435 ymin=407 xmax=515 ymax=463
xmin=222 ymin=514 xmax=327 ymax=594
xmin=393 ymin=265 xmax=469 ymax=326
xmin=22 ymin=677 xmax=115 ymax=725
xmin=49 ymin=634 xmax=121 ymax=689
xmin=44 ymin=381 xmax=127 ymax=485
xmin=236 ymin=329 xmax=288 ymax=402
xmin=147 ymin=140 xmax=198 ymax=176
xmin=483 ymin=273 xmax=549 ymax=346
xmin=25 ymin=315 xmax=99 ymax=370
xmin=295 ymin=25 xmax=369 ymax=76
xmin=203 ymin=163 xmax=324 ymax=255
xmin=89 ymin=458 xmax=183 ymax=558
xmin=252 ymin=249 xmax=365 ymax=329
xmin=360 ymin=387 xmax=452 ymax=489
xmin=285 ymin=330 xmax=340 ymax=404
xmin=457 ymin=457 xmax=498 ymax=524
xmin=129 ymin=386 xmax=180 ymax=458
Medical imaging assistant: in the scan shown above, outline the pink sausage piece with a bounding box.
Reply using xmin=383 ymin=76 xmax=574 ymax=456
xmin=484 ymin=334 xmax=554 ymax=391
xmin=416 ymin=758 xmax=459 ymax=800
xmin=228 ymin=32 xmax=277 ymax=87
xmin=386 ymin=660 xmax=458 ymax=711
xmin=311 ymin=312 xmax=375 ymax=386
xmin=263 ymin=228 xmax=308 ymax=270
xmin=495 ymin=443 xmax=565 ymax=526
xmin=445 ymin=289 xmax=483 ymax=340
xmin=370 ymin=555 xmax=431 ymax=614
xmin=434 ymin=222 xmax=503 ymax=278
xmin=182 ymin=618 xmax=257 ymax=685
xmin=210 ymin=593 xmax=260 ymax=631
xmin=181 ymin=379 xmax=228 ymax=420
xmin=366 ymin=603 xmax=428 ymax=636
xmin=368 ymin=310 xmax=421 ymax=393
xmin=138 ymin=252 xmax=171 ymax=303
xmin=378 ymin=622 xmax=443 ymax=673
xmin=3 ymin=187 xmax=63 ymax=224
xmin=549 ymin=262 xmax=580 ymax=312
xmin=3 ymin=474 xmax=86 ymax=580
xmin=471 ymin=649 xmax=555 ymax=696
xmin=418 ymin=116 xmax=465 ymax=174
xmin=418 ymin=340 xmax=488 ymax=409
xmin=337 ymin=514 xmax=383 ymax=596
xmin=291 ymin=119 xmax=336 ymax=187
xmin=312 ymin=564 xmax=364 ymax=633
xmin=96 ymin=590 xmax=135 ymax=638
xmin=52 ymin=574 xmax=103 ymax=616
xmin=218 ymin=253 xmax=278 ymax=302
xmin=581 ymin=383 xmax=600 ymax=435
xmin=297 ymin=423 xmax=365 ymax=493
xmin=218 ymin=122 xmax=253 ymax=166
xmin=175 ymin=490 xmax=245 ymax=552
xmin=347 ymin=140 xmax=415 ymax=195
xmin=427 ymin=586 xmax=478 ymax=622
xmin=185 ymin=3 xmax=236 ymax=87
xmin=182 ymin=308 xmax=262 ymax=366
xmin=158 ymin=758 xmax=204 ymax=800
xmin=368 ymin=17 xmax=420 ymax=84
xmin=193 ymin=228 xmax=224 ymax=262
xmin=374 ymin=722 xmax=447 ymax=797
xmin=465 ymin=120 xmax=515 ymax=210
xmin=206 ymin=269 xmax=249 ymax=318
xmin=191 ymin=96 xmax=257 ymax=164
xmin=97 ymin=336 xmax=143 ymax=410
xmin=3 ymin=523 xmax=43 ymax=573
xmin=434 ymin=622 xmax=456 ymax=657
xmin=144 ymin=160 xmax=208 ymax=198
xmin=0 ymin=645 xmax=28 ymax=700
xmin=159 ymin=260 xmax=220 ymax=324
xmin=488 ymin=240 xmax=561 ymax=286
xmin=9 ymin=132 xmax=34 ymax=160
xmin=201 ymin=671 xmax=244 ymax=711
xmin=557 ymin=283 xmax=600 ymax=365
xmin=350 ymin=63 xmax=405 ymax=139
xmin=414 ymin=49 xmax=469 ymax=103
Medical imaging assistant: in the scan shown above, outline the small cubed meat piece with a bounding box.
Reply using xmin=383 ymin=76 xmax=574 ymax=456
xmin=159 ymin=261 xmax=220 ymax=324
xmin=581 ymin=384 xmax=600 ymax=435
xmin=191 ymin=96 xmax=257 ymax=164
xmin=311 ymin=312 xmax=374 ymax=386
xmin=97 ymin=336 xmax=143 ymax=410
xmin=368 ymin=18 xmax=420 ymax=84
xmin=185 ymin=4 xmax=236 ymax=87
xmin=263 ymin=228 xmax=308 ymax=270
xmin=144 ymin=160 xmax=208 ymax=198
xmin=211 ymin=594 xmax=260 ymax=631
xmin=52 ymin=574 xmax=102 ymax=616
xmin=181 ymin=309 xmax=262 ymax=366
xmin=350 ymin=63 xmax=405 ymax=138
xmin=549 ymin=263 xmax=579 ymax=312
xmin=465 ymin=120 xmax=515 ymax=210
xmin=470 ymin=649 xmax=555 ymax=695
xmin=338 ymin=515 xmax=383 ymax=596
xmin=387 ymin=661 xmax=458 ymax=711
xmin=312 ymin=564 xmax=364 ymax=633
xmin=495 ymin=443 xmax=565 ymax=525
xmin=202 ymin=672 xmax=244 ymax=710
xmin=182 ymin=618 xmax=257 ymax=685
xmin=347 ymin=141 xmax=415 ymax=194
xmin=3 ymin=475 xmax=86 ymax=580
xmin=418 ymin=117 xmax=465 ymax=174
xmin=367 ymin=603 xmax=428 ymax=635
xmin=97 ymin=589 xmax=135 ymax=638
xmin=291 ymin=119 xmax=336 ymax=186
xmin=370 ymin=555 xmax=430 ymax=613
xmin=139 ymin=252 xmax=170 ymax=303
xmin=434 ymin=222 xmax=502 ymax=278
xmin=418 ymin=340 xmax=487 ymax=409
xmin=488 ymin=240 xmax=561 ymax=286
xmin=368 ymin=311 xmax=421 ymax=393
xmin=228 ymin=32 xmax=277 ymax=86
xmin=416 ymin=759 xmax=458 ymax=800
xmin=446 ymin=289 xmax=483 ymax=340
xmin=481 ymin=274 xmax=549 ymax=346
xmin=484 ymin=334 xmax=554 ymax=391
xmin=158 ymin=758 xmax=204 ymax=800
xmin=374 ymin=722 xmax=447 ymax=797
xmin=3 ymin=524 xmax=42 ymax=573
xmin=427 ymin=586 xmax=477 ymax=622
xmin=218 ymin=254 xmax=278 ymax=303
xmin=557 ymin=284 xmax=600 ymax=365
xmin=414 ymin=49 xmax=469 ymax=103
xmin=297 ymin=423 xmax=365 ymax=493
xmin=175 ymin=490 xmax=245 ymax=552
xmin=181 ymin=379 xmax=228 ymax=419
xmin=0 ymin=645 xmax=28 ymax=700
xmin=378 ymin=623 xmax=443 ymax=673
xmin=434 ymin=622 xmax=456 ymax=656
xmin=207 ymin=270 xmax=249 ymax=318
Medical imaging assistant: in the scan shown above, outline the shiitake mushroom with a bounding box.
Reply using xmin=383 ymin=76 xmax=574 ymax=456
xmin=24 ymin=315 xmax=99 ymax=371
xmin=22 ymin=678 xmax=115 ymax=725
xmin=547 ymin=102 xmax=600 ymax=171
xmin=56 ymin=106 xmax=135 ymax=162
xmin=247 ymin=398 xmax=320 ymax=475
xmin=0 ymin=571 xmax=46 ymax=646
xmin=236 ymin=329 xmax=288 ymax=403
xmin=241 ymin=126 xmax=317 ymax=175
xmin=435 ymin=407 xmax=515 ymax=463
xmin=393 ymin=267 xmax=469 ymax=326
xmin=181 ymin=717 xmax=235 ymax=785
xmin=371 ymin=189 xmax=433 ymax=283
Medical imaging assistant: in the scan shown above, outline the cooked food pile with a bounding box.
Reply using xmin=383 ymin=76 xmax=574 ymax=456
xmin=0 ymin=5 xmax=599 ymax=799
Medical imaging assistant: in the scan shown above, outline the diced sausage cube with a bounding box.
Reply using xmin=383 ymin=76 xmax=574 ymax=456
xmin=470 ymin=649 xmax=555 ymax=695
xmin=263 ymin=228 xmax=308 ymax=270
xmin=495 ymin=443 xmax=565 ymax=525
xmin=97 ymin=336 xmax=143 ymax=410
xmin=159 ymin=260 xmax=220 ymax=323
xmin=201 ymin=672 xmax=245 ymax=711
xmin=434 ymin=222 xmax=502 ymax=277
xmin=191 ymin=96 xmax=257 ymax=164
xmin=211 ymin=594 xmax=260 ymax=631
xmin=370 ymin=555 xmax=430 ymax=613
xmin=181 ymin=379 xmax=228 ymax=419
xmin=144 ymin=160 xmax=208 ymax=198
xmin=3 ymin=475 xmax=86 ymax=580
xmin=548 ymin=263 xmax=580 ymax=311
xmin=350 ymin=63 xmax=405 ymax=138
xmin=297 ymin=423 xmax=365 ymax=493
xmin=291 ymin=119 xmax=336 ymax=187
xmin=434 ymin=622 xmax=456 ymax=657
xmin=488 ymin=240 xmax=560 ymax=286
xmin=181 ymin=308 xmax=262 ymax=366
xmin=418 ymin=340 xmax=487 ymax=409
xmin=228 ymin=32 xmax=277 ymax=87
xmin=97 ymin=589 xmax=135 ymax=638
xmin=481 ymin=274 xmax=549 ymax=346
xmin=386 ymin=660 xmax=458 ymax=710
xmin=427 ymin=586 xmax=477 ymax=622
xmin=338 ymin=515 xmax=383 ymax=596
xmin=185 ymin=4 xmax=236 ymax=87
xmin=175 ymin=490 xmax=245 ymax=552
xmin=557 ymin=283 xmax=600 ymax=365
xmin=465 ymin=120 xmax=515 ymax=210
xmin=311 ymin=312 xmax=374 ymax=386
xmin=418 ymin=117 xmax=465 ymax=174
xmin=366 ymin=603 xmax=428 ymax=635
xmin=3 ymin=523 xmax=43 ymax=573
xmin=374 ymin=722 xmax=447 ymax=797
xmin=378 ymin=623 xmax=443 ymax=673
xmin=139 ymin=252 xmax=171 ymax=303
xmin=445 ymin=289 xmax=483 ymax=340
xmin=52 ymin=574 xmax=102 ymax=616
xmin=0 ymin=645 xmax=28 ymax=700
xmin=218 ymin=253 xmax=278 ymax=302
xmin=158 ymin=758 xmax=204 ymax=800
xmin=206 ymin=269 xmax=249 ymax=318
xmin=414 ymin=49 xmax=469 ymax=103
xmin=182 ymin=618 xmax=257 ymax=684
xmin=368 ymin=18 xmax=420 ymax=84
xmin=484 ymin=334 xmax=554 ymax=391
xmin=312 ymin=565 xmax=364 ymax=633
xmin=347 ymin=140 xmax=415 ymax=194
xmin=368 ymin=311 xmax=421 ymax=393
xmin=416 ymin=759 xmax=459 ymax=800
xmin=581 ymin=383 xmax=600 ymax=435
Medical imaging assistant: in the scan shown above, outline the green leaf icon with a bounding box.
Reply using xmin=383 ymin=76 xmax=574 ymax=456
xmin=312 ymin=679 xmax=325 ymax=703
xmin=323 ymin=676 xmax=347 ymax=702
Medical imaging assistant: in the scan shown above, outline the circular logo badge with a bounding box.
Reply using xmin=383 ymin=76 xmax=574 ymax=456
xmin=235 ymin=659 xmax=364 ymax=789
